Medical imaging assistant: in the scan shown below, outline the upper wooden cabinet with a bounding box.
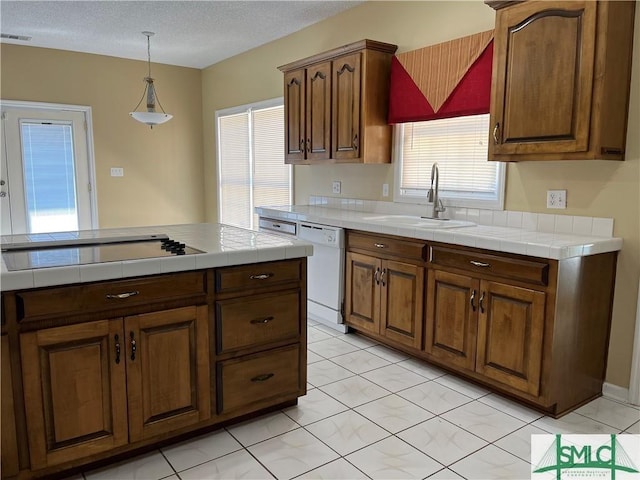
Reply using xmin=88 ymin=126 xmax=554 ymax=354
xmin=487 ymin=0 xmax=635 ymax=161
xmin=279 ymin=40 xmax=397 ymax=165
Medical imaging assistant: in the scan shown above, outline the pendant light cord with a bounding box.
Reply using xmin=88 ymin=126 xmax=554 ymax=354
xmin=131 ymin=31 xmax=168 ymax=115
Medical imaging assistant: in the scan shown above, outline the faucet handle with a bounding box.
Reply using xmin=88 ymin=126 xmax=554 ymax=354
xmin=436 ymin=199 xmax=446 ymax=213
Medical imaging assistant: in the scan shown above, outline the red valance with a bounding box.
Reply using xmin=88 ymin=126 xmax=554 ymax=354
xmin=388 ymin=31 xmax=494 ymax=124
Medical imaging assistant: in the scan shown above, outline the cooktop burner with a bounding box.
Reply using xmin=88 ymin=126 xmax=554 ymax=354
xmin=2 ymin=235 xmax=204 ymax=271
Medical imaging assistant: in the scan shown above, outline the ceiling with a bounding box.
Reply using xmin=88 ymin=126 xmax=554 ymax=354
xmin=0 ymin=1 xmax=361 ymax=69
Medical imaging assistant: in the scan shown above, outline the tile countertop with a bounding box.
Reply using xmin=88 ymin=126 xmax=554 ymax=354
xmin=0 ymin=223 xmax=313 ymax=292
xmin=255 ymin=205 xmax=623 ymax=261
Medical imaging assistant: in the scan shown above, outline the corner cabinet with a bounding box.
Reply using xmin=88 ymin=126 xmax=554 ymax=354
xmin=487 ymin=0 xmax=635 ymax=161
xmin=279 ymin=39 xmax=397 ymax=165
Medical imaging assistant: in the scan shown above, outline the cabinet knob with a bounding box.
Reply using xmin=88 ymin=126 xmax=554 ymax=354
xmin=492 ymin=123 xmax=500 ymax=145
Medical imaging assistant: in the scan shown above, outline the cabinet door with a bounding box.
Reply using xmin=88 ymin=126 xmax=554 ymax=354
xmin=490 ymin=1 xmax=596 ymax=156
xmin=380 ymin=260 xmax=424 ymax=349
xmin=283 ymin=69 xmax=306 ymax=163
xmin=20 ymin=320 xmax=128 ymax=469
xmin=476 ymin=281 xmax=545 ymax=396
xmin=345 ymin=252 xmax=380 ymax=333
xmin=332 ymin=52 xmax=362 ymax=161
xmin=1 ymin=335 xmax=19 ymax=477
xmin=425 ymin=270 xmax=478 ymax=371
xmin=306 ymin=61 xmax=332 ymax=162
xmin=126 ymin=305 xmax=210 ymax=442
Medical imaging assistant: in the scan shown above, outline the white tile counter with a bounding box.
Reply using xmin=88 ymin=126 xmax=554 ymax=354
xmin=0 ymin=223 xmax=313 ymax=292
xmin=256 ymin=204 xmax=622 ymax=260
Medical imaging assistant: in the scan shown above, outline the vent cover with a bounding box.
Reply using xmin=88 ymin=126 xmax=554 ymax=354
xmin=1 ymin=33 xmax=32 ymax=41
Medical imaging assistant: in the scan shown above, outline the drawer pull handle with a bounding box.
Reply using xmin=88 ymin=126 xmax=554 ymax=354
xmin=250 ymin=273 xmax=273 ymax=280
xmin=250 ymin=316 xmax=275 ymax=325
xmin=470 ymin=261 xmax=490 ymax=268
xmin=380 ymin=268 xmax=386 ymax=287
xmin=130 ymin=331 xmax=137 ymax=361
xmin=114 ymin=334 xmax=121 ymax=364
xmin=470 ymin=290 xmax=476 ymax=312
xmin=374 ymin=243 xmax=386 ymax=249
xmin=106 ymin=290 xmax=139 ymax=299
xmin=479 ymin=292 xmax=485 ymax=314
xmin=251 ymin=373 xmax=274 ymax=382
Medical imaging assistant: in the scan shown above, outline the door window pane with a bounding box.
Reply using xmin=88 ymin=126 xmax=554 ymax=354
xmin=20 ymin=122 xmax=79 ymax=233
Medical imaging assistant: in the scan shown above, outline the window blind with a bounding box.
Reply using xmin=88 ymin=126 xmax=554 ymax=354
xmin=218 ymin=103 xmax=290 ymax=230
xmin=399 ymin=114 xmax=497 ymax=200
xmin=252 ymin=106 xmax=289 ymax=228
xmin=218 ymin=112 xmax=251 ymax=228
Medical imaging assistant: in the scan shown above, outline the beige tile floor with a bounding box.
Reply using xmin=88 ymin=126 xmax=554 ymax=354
xmin=74 ymin=320 xmax=639 ymax=480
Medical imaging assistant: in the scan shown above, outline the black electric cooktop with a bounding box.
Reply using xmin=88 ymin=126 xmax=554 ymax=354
xmin=2 ymin=234 xmax=204 ymax=271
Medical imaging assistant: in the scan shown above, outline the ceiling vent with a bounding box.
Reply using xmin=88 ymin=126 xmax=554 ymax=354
xmin=1 ymin=33 xmax=32 ymax=41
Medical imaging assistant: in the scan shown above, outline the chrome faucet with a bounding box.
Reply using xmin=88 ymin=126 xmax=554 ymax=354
xmin=427 ymin=162 xmax=446 ymax=219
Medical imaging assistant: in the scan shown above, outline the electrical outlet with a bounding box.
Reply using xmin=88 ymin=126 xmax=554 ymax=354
xmin=110 ymin=167 xmax=124 ymax=177
xmin=332 ymin=181 xmax=341 ymax=194
xmin=382 ymin=183 xmax=389 ymax=197
xmin=547 ymin=189 xmax=567 ymax=209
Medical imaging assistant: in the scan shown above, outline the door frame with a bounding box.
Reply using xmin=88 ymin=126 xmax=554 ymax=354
xmin=1 ymin=100 xmax=99 ymax=230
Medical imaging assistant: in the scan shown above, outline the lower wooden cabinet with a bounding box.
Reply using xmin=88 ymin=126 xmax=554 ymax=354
xmin=345 ymin=251 xmax=423 ymax=349
xmin=425 ymin=271 xmax=545 ymax=396
xmin=20 ymin=320 xmax=129 ymax=470
xmin=1 ymin=335 xmax=20 ymax=477
xmin=20 ymin=306 xmax=210 ymax=469
xmin=217 ymin=345 xmax=301 ymax=415
xmin=475 ymin=281 xmax=545 ymax=397
xmin=344 ymin=231 xmax=617 ymax=417
xmin=2 ymin=259 xmax=307 ymax=479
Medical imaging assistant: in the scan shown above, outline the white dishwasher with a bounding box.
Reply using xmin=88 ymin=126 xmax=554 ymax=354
xmin=298 ymin=221 xmax=347 ymax=333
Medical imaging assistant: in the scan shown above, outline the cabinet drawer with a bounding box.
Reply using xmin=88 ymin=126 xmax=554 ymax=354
xmin=216 ymin=259 xmax=302 ymax=293
xmin=16 ymin=271 xmax=208 ymax=321
xmin=430 ymin=246 xmax=549 ymax=286
xmin=348 ymin=232 xmax=426 ymax=262
xmin=216 ymin=290 xmax=300 ymax=354
xmin=217 ymin=345 xmax=301 ymax=414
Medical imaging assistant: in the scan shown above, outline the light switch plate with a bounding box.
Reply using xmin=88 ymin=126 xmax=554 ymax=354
xmin=110 ymin=167 xmax=124 ymax=177
xmin=382 ymin=183 xmax=389 ymax=197
xmin=547 ymin=189 xmax=566 ymax=209
xmin=332 ymin=181 xmax=341 ymax=194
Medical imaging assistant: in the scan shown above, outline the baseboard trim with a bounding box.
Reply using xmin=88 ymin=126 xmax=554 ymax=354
xmin=603 ymin=382 xmax=630 ymax=404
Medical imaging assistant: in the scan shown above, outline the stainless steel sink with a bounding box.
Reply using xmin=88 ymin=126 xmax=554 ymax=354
xmin=361 ymin=215 xmax=475 ymax=229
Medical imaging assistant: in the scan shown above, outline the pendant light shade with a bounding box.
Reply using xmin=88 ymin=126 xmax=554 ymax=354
xmin=129 ymin=31 xmax=173 ymax=128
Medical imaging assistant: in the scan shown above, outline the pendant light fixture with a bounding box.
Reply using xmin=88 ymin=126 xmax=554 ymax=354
xmin=129 ymin=31 xmax=173 ymax=128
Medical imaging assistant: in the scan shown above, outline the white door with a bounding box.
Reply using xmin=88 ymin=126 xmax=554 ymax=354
xmin=1 ymin=106 xmax=96 ymax=235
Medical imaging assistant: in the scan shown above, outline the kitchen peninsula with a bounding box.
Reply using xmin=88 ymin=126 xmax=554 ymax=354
xmin=0 ymin=223 xmax=311 ymax=479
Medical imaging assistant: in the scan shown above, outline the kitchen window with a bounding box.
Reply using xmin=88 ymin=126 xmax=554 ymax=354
xmin=216 ymin=99 xmax=292 ymax=229
xmin=393 ymin=113 xmax=505 ymax=210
